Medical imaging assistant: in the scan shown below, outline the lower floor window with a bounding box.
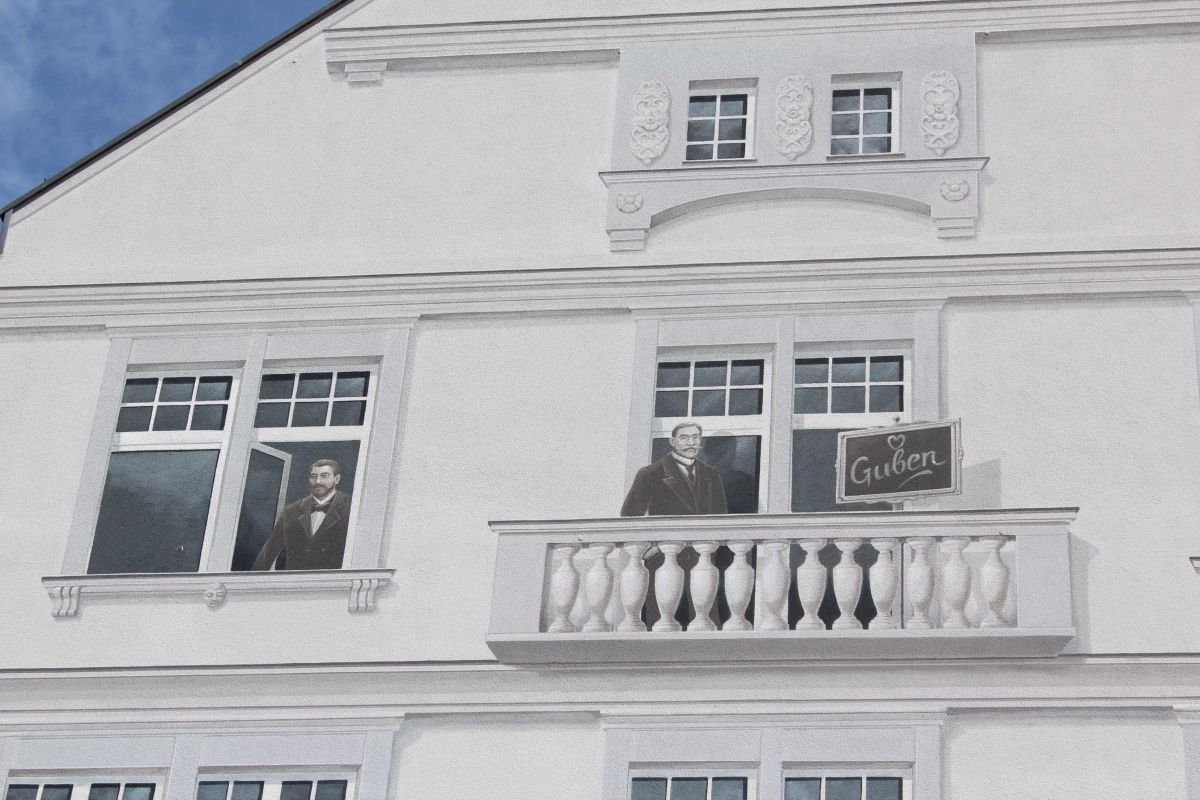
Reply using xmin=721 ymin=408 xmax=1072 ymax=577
xmin=633 ymin=777 xmax=749 ymax=800
xmin=196 ymin=778 xmax=348 ymax=800
xmin=6 ymin=783 xmax=156 ymax=800
xmin=785 ymin=775 xmax=905 ymax=800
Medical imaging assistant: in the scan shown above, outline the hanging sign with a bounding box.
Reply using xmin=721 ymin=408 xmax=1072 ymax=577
xmin=835 ymin=419 xmax=962 ymax=503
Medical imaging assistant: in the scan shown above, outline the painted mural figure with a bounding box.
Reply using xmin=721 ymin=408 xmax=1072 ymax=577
xmin=251 ymin=458 xmax=351 ymax=570
xmin=621 ymin=422 xmax=728 ymax=516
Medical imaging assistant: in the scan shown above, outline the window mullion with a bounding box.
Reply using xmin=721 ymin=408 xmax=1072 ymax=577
xmin=765 ymin=316 xmax=794 ymax=513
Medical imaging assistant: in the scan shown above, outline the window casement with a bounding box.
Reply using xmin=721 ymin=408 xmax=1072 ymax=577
xmin=829 ymin=75 xmax=900 ymax=157
xmin=196 ymin=772 xmax=354 ymax=800
xmin=5 ymin=780 xmax=158 ymax=800
xmin=685 ymin=81 xmax=756 ymax=162
xmin=631 ymin=771 xmax=754 ymax=800
xmin=784 ymin=770 xmax=910 ymax=800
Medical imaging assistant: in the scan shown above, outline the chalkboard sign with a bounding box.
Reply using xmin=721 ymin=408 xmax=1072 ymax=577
xmin=835 ymin=420 xmax=962 ymax=503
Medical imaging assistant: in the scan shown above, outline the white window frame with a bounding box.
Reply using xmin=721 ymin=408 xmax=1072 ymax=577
xmin=195 ymin=770 xmax=356 ymax=800
xmin=685 ymin=79 xmax=757 ymax=163
xmin=791 ymin=344 xmax=913 ymax=431
xmin=629 ymin=768 xmax=757 ymax=800
xmin=2 ymin=775 xmax=163 ymax=800
xmin=783 ymin=767 xmax=912 ymax=800
xmin=828 ymin=74 xmax=901 ymax=159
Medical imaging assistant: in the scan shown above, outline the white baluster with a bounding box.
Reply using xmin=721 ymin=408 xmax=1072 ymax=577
xmin=978 ymin=536 xmax=1010 ymax=629
xmin=547 ymin=544 xmax=581 ymax=633
xmin=794 ymin=538 xmax=827 ymax=631
xmin=869 ymin=538 xmax=899 ymax=630
xmin=940 ymin=536 xmax=972 ymax=629
xmin=755 ymin=540 xmax=790 ymax=631
xmin=905 ymin=537 xmax=935 ymax=630
xmin=652 ymin=542 xmax=685 ymax=633
xmin=582 ymin=543 xmax=615 ymax=633
xmin=616 ymin=542 xmax=650 ymax=632
xmin=831 ymin=539 xmax=863 ymax=630
xmin=689 ymin=541 xmax=719 ymax=631
xmin=723 ymin=540 xmax=755 ymax=631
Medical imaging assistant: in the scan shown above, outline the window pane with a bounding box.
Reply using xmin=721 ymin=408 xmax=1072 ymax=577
xmin=195 ymin=783 xmax=227 ymax=800
xmin=656 ymin=362 xmax=690 ymax=388
xmin=335 ymin=371 xmax=370 ymax=398
xmin=720 ymin=94 xmax=748 ymax=115
xmin=864 ymin=87 xmax=892 ymax=109
xmin=230 ymin=783 xmax=262 ymax=800
xmin=869 ymin=385 xmax=903 ymax=413
xmin=152 ymin=405 xmax=190 ymax=431
xmin=291 ymin=401 xmax=329 ymax=427
xmin=784 ymin=779 xmax=821 ymax=800
xmin=196 ymin=376 xmax=232 ymax=401
xmin=689 ymin=96 xmax=717 ymax=116
xmin=730 ymin=359 xmax=763 ymax=385
xmin=716 ymin=143 xmax=746 ymax=159
xmin=831 ymin=114 xmax=859 ymax=135
xmin=693 ymin=361 xmax=728 ymax=387
xmin=88 ymin=449 xmax=219 ymax=573
xmin=826 ymin=778 xmax=863 ymax=800
xmin=832 ymin=89 xmax=860 ymax=111
xmin=792 ymin=428 xmax=890 ymax=512
xmin=654 ymin=391 xmax=689 ymax=417
xmin=42 ymin=788 xmax=72 ymax=800
xmin=866 ymin=778 xmax=903 ymax=800
xmin=314 ymin=782 xmax=347 ymax=800
xmin=190 ymin=404 xmax=228 ymax=431
xmin=158 ymin=377 xmax=195 ymax=402
xmin=297 ymin=372 xmax=333 ymax=399
xmin=122 ymin=787 xmax=155 ymax=800
xmin=279 ymin=784 xmax=311 ymax=800
xmin=718 ymin=118 xmax=746 ymax=140
xmin=711 ymin=778 xmax=747 ymax=800
xmin=831 ymin=357 xmax=866 ymax=382
xmin=670 ymin=778 xmax=707 ymax=800
xmin=5 ymin=788 xmax=37 ymax=800
xmin=692 ymin=389 xmax=726 ymax=416
xmin=831 ymin=138 xmax=858 ymax=155
xmin=259 ymin=374 xmax=295 ymax=400
xmin=89 ymin=786 xmax=120 ymax=800
xmin=116 ymin=406 xmax=153 ymax=432
xmin=795 ymin=387 xmax=827 ymax=414
xmin=831 ymin=385 xmax=866 ymax=412
xmin=863 ymin=136 xmax=892 ymax=154
xmin=729 ymin=388 xmax=762 ymax=415
xmin=870 ymin=355 xmax=903 ymax=381
xmin=795 ymin=358 xmax=828 ymax=384
xmin=863 ymin=112 xmax=890 ymax=134
xmin=651 ymin=434 xmax=761 ymax=513
xmin=330 ymin=400 xmax=367 ymax=427
xmin=687 ymin=119 xmax=715 ymax=142
xmin=254 ymin=402 xmax=290 ymax=428
xmin=631 ymin=779 xmax=667 ymax=800
xmin=122 ymin=378 xmax=158 ymax=403
xmin=686 ymin=144 xmax=714 ymax=161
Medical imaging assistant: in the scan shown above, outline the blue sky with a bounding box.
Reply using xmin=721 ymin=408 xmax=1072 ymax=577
xmin=0 ymin=1 xmax=332 ymax=208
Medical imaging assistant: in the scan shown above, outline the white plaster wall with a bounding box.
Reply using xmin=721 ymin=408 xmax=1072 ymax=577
xmin=944 ymin=712 xmax=1187 ymax=799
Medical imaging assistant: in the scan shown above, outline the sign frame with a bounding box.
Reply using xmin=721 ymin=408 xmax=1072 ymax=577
xmin=835 ymin=419 xmax=963 ymax=504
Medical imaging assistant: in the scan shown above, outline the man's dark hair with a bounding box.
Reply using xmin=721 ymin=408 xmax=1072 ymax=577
xmin=309 ymin=458 xmax=341 ymax=476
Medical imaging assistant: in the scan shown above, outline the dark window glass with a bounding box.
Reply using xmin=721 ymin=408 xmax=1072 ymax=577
xmin=831 ymin=138 xmax=858 ymax=155
xmin=297 ymin=373 xmax=333 ymax=399
xmin=863 ymin=112 xmax=891 ymax=135
xmin=730 ymin=359 xmax=763 ymax=385
xmin=729 ymin=388 xmax=762 ymax=415
xmin=832 ymin=114 xmax=859 ymax=135
xmin=720 ymin=94 xmax=748 ymax=115
xmin=687 ymin=120 xmax=715 ymax=141
xmin=651 ymin=435 xmax=760 ymax=513
xmin=826 ymin=778 xmax=862 ymax=800
xmin=693 ymin=361 xmax=727 ymax=387
xmin=795 ymin=358 xmax=828 ymax=384
xmin=795 ymin=387 xmax=827 ymax=414
xmin=689 ymin=96 xmax=717 ymax=116
xmin=716 ymin=143 xmax=746 ymax=159
xmin=863 ymin=136 xmax=891 ymax=154
xmin=195 ymin=783 xmax=227 ymax=800
xmin=291 ymin=402 xmax=329 ymax=427
xmin=654 ymin=391 xmax=689 ymax=418
xmin=254 ymin=402 xmax=290 ymax=428
xmin=719 ymin=118 xmax=746 ymax=140
xmin=259 ymin=374 xmax=295 ymax=400
xmin=631 ymin=779 xmax=668 ymax=800
xmin=334 ymin=371 xmax=370 ymax=398
xmin=686 ymin=144 xmax=713 ymax=160
xmin=122 ymin=378 xmax=158 ymax=404
xmin=6 ymin=789 xmax=38 ymax=800
xmin=870 ymin=355 xmax=903 ymax=381
xmin=832 ymin=89 xmax=859 ymax=111
xmin=88 ymin=449 xmax=219 ymax=573
xmin=279 ymin=784 xmax=311 ymax=800
xmin=792 ymin=429 xmax=889 ymax=512
xmin=831 ymin=386 xmax=866 ymax=412
xmin=158 ymin=377 xmax=195 ymax=403
xmin=831 ymin=357 xmax=866 ymax=382
xmin=196 ymin=376 xmax=232 ymax=401
xmin=784 ymin=779 xmax=821 ymax=800
xmin=121 ymin=787 xmax=155 ymax=800
xmin=656 ymin=362 xmax=690 ymax=388
xmin=866 ymin=778 xmax=903 ymax=800
xmin=670 ymin=778 xmax=707 ymax=800
xmin=151 ymin=405 xmax=190 ymax=431
xmin=89 ymin=786 xmax=120 ymax=800
xmin=314 ymin=782 xmax=347 ymax=800
xmin=869 ymin=385 xmax=903 ymax=413
xmin=864 ymin=87 xmax=892 ymax=109
xmin=691 ymin=389 xmax=726 ymax=416
xmin=230 ymin=783 xmax=262 ymax=800
xmin=711 ymin=778 xmax=747 ymax=800
xmin=330 ymin=401 xmax=366 ymax=427
xmin=190 ymin=404 xmax=227 ymax=431
xmin=116 ymin=406 xmax=153 ymax=432
xmin=42 ymin=788 xmax=72 ymax=800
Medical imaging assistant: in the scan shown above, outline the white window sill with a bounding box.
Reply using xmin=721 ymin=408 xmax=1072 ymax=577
xmin=825 ymin=151 xmax=907 ymax=161
xmin=682 ymin=157 xmax=759 ymax=166
xmin=42 ymin=568 xmax=394 ymax=617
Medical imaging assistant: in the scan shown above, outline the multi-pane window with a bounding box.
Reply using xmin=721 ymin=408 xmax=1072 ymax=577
xmin=655 ymin=359 xmax=764 ymax=418
xmin=686 ymin=92 xmax=752 ymax=161
xmin=116 ymin=375 xmax=232 ymax=432
xmin=196 ymin=780 xmax=347 ymax=800
xmin=632 ymin=776 xmax=750 ymax=800
xmin=830 ymin=87 xmax=894 ymax=155
xmin=5 ymin=783 xmax=156 ymax=800
xmin=794 ymin=356 xmax=904 ymax=416
xmin=785 ymin=775 xmax=905 ymax=800
xmin=253 ymin=371 xmax=370 ymax=428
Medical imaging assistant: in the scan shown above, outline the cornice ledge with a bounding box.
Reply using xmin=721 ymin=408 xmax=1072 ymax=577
xmin=42 ymin=568 xmax=394 ymax=618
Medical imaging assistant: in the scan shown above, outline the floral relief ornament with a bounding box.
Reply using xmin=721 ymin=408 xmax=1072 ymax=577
xmin=629 ymin=80 xmax=670 ymax=165
xmin=940 ymin=179 xmax=970 ymax=202
xmin=616 ymin=192 xmax=644 ymax=214
xmin=774 ymin=75 xmax=813 ymax=160
xmin=920 ymin=70 xmax=961 ymax=156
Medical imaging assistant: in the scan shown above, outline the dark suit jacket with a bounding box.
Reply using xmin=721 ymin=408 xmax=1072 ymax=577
xmin=621 ymin=454 xmax=728 ymax=516
xmin=252 ymin=490 xmax=351 ymax=570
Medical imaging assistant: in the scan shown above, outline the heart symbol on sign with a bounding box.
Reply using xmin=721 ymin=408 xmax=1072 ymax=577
xmin=887 ymin=434 xmax=906 ymax=451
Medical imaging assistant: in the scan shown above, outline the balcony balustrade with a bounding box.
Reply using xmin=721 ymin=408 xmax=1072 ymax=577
xmin=486 ymin=508 xmax=1075 ymax=663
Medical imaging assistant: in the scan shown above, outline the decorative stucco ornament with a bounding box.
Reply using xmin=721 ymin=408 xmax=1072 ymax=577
xmin=940 ymin=179 xmax=970 ymax=202
xmin=774 ymin=75 xmax=814 ymax=160
xmin=920 ymin=70 xmax=961 ymax=156
xmin=615 ymin=192 xmax=644 ymax=214
xmin=629 ymin=81 xmax=671 ymax=165
xmin=203 ymin=582 xmax=227 ymax=607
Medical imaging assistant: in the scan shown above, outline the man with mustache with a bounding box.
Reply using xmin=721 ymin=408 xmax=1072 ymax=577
xmin=621 ymin=421 xmax=728 ymax=516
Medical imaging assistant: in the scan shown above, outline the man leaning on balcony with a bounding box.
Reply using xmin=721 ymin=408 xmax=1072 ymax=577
xmin=621 ymin=421 xmax=728 ymax=516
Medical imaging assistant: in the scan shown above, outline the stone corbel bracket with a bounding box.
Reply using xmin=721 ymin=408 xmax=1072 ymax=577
xmin=600 ymin=156 xmax=987 ymax=251
xmin=42 ymin=568 xmax=394 ymax=617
